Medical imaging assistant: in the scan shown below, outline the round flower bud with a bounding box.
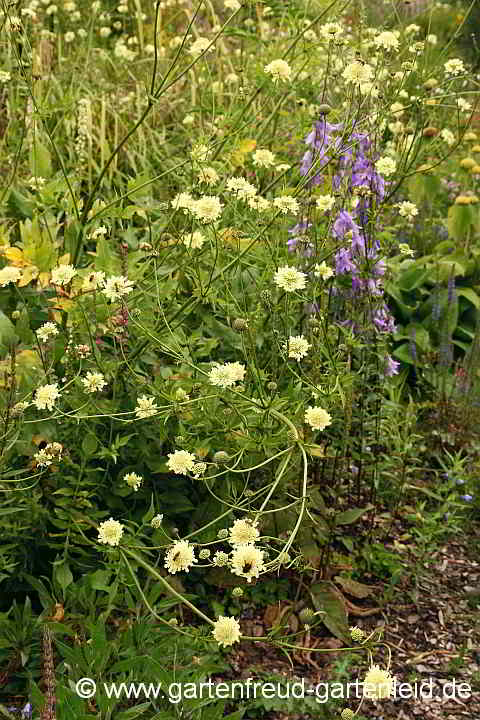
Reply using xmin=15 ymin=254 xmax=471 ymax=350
xmin=341 ymin=710 xmax=355 ymax=720
xmin=460 ymin=157 xmax=476 ymax=169
xmin=260 ymin=289 xmax=272 ymax=307
xmin=266 ymin=381 xmax=277 ymax=391
xmin=232 ymin=587 xmax=244 ymax=597
xmin=232 ymin=318 xmax=249 ymax=332
xmin=213 ymin=451 xmax=230 ymax=464
xmin=174 ymin=435 xmax=186 ymax=445
xmin=350 ymin=626 xmax=365 ymax=642
xmin=299 ymin=607 xmax=315 ymax=625
xmin=199 ymin=548 xmax=211 ymax=559
xmin=423 ymin=127 xmax=438 ymax=137
xmin=169 ymin=618 xmax=178 ymax=626
xmin=217 ymin=528 xmax=229 ymax=539
xmin=317 ymin=103 xmax=332 ymax=114
xmin=424 ymin=77 xmax=438 ymax=88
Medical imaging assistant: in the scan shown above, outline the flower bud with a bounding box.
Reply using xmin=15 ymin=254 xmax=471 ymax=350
xmin=213 ymin=451 xmax=230 ymax=464
xmin=232 ymin=318 xmax=249 ymax=332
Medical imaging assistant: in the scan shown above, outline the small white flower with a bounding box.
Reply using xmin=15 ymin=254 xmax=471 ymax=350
xmin=165 ymin=540 xmax=197 ymax=573
xmin=440 ymin=128 xmax=455 ymax=146
xmin=0 ymin=266 xmax=22 ymax=287
xmin=304 ymin=406 xmax=332 ymax=431
xmin=171 ymin=192 xmax=195 ymax=213
xmin=273 ymin=265 xmax=307 ymax=292
xmin=286 ymin=335 xmax=311 ymax=361
xmin=397 ymin=201 xmax=418 ymax=221
xmin=314 ymin=261 xmax=334 ymax=280
xmin=224 ymin=0 xmax=240 ymax=10
xmin=212 ymin=616 xmax=241 ymax=647
xmin=51 ymin=264 xmax=76 ymax=286
xmin=444 ymin=58 xmax=465 ymax=76
xmin=273 ymin=196 xmax=299 ymax=214
xmin=135 ymin=395 xmax=158 ymax=419
xmin=189 ymin=37 xmax=214 ymax=57
xmin=102 ymin=275 xmax=134 ymax=302
xmin=167 ymin=449 xmax=196 ymax=475
xmin=398 ymin=243 xmax=414 ymax=257
xmin=37 ymin=322 xmax=59 ymax=343
xmin=81 ymin=371 xmax=107 ymax=393
xmin=316 ymin=194 xmax=335 ymax=212
xmin=180 ymin=230 xmax=206 ymax=250
xmin=375 ymin=157 xmax=396 ymax=177
xmin=226 ymin=177 xmax=257 ymax=200
xmin=34 ymin=383 xmax=61 ymax=411
xmin=208 ymin=361 xmax=246 ymax=389
xmin=319 ymin=22 xmax=343 ymax=41
xmin=264 ymin=59 xmax=292 ymax=83
xmin=191 ymin=195 xmax=223 ymax=223
xmin=229 ymin=518 xmax=259 ymax=546
xmin=374 ymin=31 xmax=399 ymax=51
xmin=252 ymin=149 xmax=276 ymax=168
xmin=197 ymin=166 xmax=219 ymax=186
xmin=343 ymin=61 xmax=374 ymax=85
xmin=363 ymin=665 xmax=395 ymax=700
xmin=151 ymin=513 xmax=164 ymax=528
xmin=98 ymin=518 xmax=124 ymax=546
xmin=230 ymin=545 xmax=265 ymax=582
xmin=124 ymin=472 xmax=143 ymax=491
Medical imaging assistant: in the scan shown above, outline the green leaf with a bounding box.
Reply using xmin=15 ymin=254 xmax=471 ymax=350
xmin=334 ymin=576 xmax=373 ymax=599
xmin=0 ymin=311 xmax=19 ymax=357
xmin=335 ymin=507 xmax=369 ymax=525
xmin=116 ymin=702 xmax=152 ymax=719
xmin=54 ymin=561 xmax=73 ymax=592
xmin=7 ymin=189 xmax=34 ymax=219
xmin=456 ymin=287 xmax=480 ymax=309
xmin=89 ymin=570 xmax=111 ymax=592
xmin=81 ymin=434 xmax=98 ymax=456
xmin=392 ymin=343 xmax=416 ymax=365
xmin=447 ymin=204 xmax=479 ymax=242
xmin=310 ymin=581 xmax=349 ymax=642
xmin=397 ymin=264 xmax=430 ymax=292
xmin=30 ymin=139 xmax=52 ymax=178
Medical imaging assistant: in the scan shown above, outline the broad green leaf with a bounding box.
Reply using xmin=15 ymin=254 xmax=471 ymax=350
xmin=54 ymin=561 xmax=73 ymax=592
xmin=0 ymin=311 xmax=19 ymax=356
xmin=334 ymin=576 xmax=374 ymax=599
xmin=456 ymin=287 xmax=480 ymax=309
xmin=447 ymin=204 xmax=478 ymax=242
xmin=335 ymin=507 xmax=369 ymax=525
xmin=116 ymin=702 xmax=152 ymax=719
xmin=7 ymin=189 xmax=34 ymax=219
xmin=397 ymin=264 xmax=430 ymax=292
xmin=310 ymin=581 xmax=349 ymax=642
xmin=30 ymin=139 xmax=52 ymax=178
xmin=392 ymin=342 xmax=416 ymax=365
